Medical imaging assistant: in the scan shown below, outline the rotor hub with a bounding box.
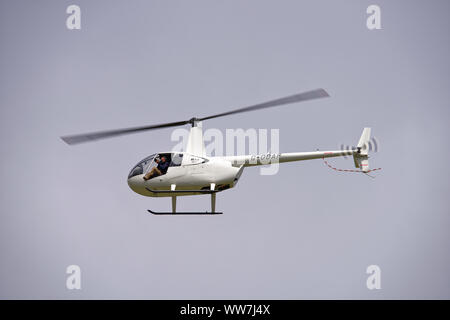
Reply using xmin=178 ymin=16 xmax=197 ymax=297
xmin=188 ymin=117 xmax=201 ymax=127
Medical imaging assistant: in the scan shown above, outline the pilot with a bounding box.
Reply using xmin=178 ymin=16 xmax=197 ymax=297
xmin=143 ymin=156 xmax=169 ymax=180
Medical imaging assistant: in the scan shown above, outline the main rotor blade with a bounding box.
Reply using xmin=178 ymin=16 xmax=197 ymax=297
xmin=61 ymin=120 xmax=189 ymax=145
xmin=198 ymin=88 xmax=329 ymax=121
xmin=61 ymin=88 xmax=329 ymax=145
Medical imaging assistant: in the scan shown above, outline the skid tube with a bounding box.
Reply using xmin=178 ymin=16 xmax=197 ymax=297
xmin=148 ymin=209 xmax=223 ymax=215
xmin=145 ymin=187 xmax=222 ymax=215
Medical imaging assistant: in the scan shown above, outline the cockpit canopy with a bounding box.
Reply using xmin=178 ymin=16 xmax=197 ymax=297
xmin=128 ymin=152 xmax=190 ymax=179
xmin=128 ymin=154 xmax=156 ymax=179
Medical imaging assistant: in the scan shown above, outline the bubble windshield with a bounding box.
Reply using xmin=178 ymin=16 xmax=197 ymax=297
xmin=128 ymin=154 xmax=156 ymax=179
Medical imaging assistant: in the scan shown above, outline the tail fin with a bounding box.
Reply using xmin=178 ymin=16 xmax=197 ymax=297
xmin=353 ymin=128 xmax=371 ymax=172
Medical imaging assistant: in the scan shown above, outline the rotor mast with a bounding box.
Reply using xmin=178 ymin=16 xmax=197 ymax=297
xmin=186 ymin=118 xmax=206 ymax=157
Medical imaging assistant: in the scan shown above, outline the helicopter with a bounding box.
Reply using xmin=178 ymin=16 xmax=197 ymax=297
xmin=61 ymin=88 xmax=373 ymax=215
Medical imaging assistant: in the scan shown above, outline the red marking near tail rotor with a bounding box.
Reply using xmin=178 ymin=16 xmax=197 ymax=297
xmin=322 ymin=157 xmax=382 ymax=174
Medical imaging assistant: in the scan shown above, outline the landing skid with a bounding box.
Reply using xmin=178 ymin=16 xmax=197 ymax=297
xmin=146 ymin=183 xmax=222 ymax=215
xmin=148 ymin=209 xmax=223 ymax=215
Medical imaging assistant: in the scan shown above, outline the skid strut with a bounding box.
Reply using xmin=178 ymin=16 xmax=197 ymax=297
xmin=146 ymin=183 xmax=223 ymax=215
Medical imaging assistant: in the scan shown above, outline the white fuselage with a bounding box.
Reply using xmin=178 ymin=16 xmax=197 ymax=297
xmin=127 ymin=122 xmax=369 ymax=198
xmin=127 ymin=153 xmax=244 ymax=197
xmin=127 ymin=149 xmax=356 ymax=198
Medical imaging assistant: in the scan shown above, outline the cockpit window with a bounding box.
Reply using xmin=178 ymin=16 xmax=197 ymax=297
xmin=129 ymin=152 xmax=205 ymax=179
xmin=170 ymin=153 xmax=183 ymax=167
xmin=128 ymin=154 xmax=156 ymax=179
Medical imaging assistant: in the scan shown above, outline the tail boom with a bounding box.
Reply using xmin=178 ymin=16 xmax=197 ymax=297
xmin=221 ymin=128 xmax=374 ymax=172
xmin=223 ymin=149 xmax=357 ymax=167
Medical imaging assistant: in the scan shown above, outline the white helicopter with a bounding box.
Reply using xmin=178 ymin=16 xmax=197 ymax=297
xmin=61 ymin=88 xmax=374 ymax=215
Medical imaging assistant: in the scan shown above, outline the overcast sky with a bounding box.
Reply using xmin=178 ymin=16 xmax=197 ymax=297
xmin=1 ymin=0 xmax=449 ymax=299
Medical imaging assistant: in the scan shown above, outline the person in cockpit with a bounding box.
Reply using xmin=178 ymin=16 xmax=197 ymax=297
xmin=143 ymin=155 xmax=169 ymax=180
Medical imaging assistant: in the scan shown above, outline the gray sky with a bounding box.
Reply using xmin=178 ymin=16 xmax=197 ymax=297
xmin=1 ymin=0 xmax=449 ymax=299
